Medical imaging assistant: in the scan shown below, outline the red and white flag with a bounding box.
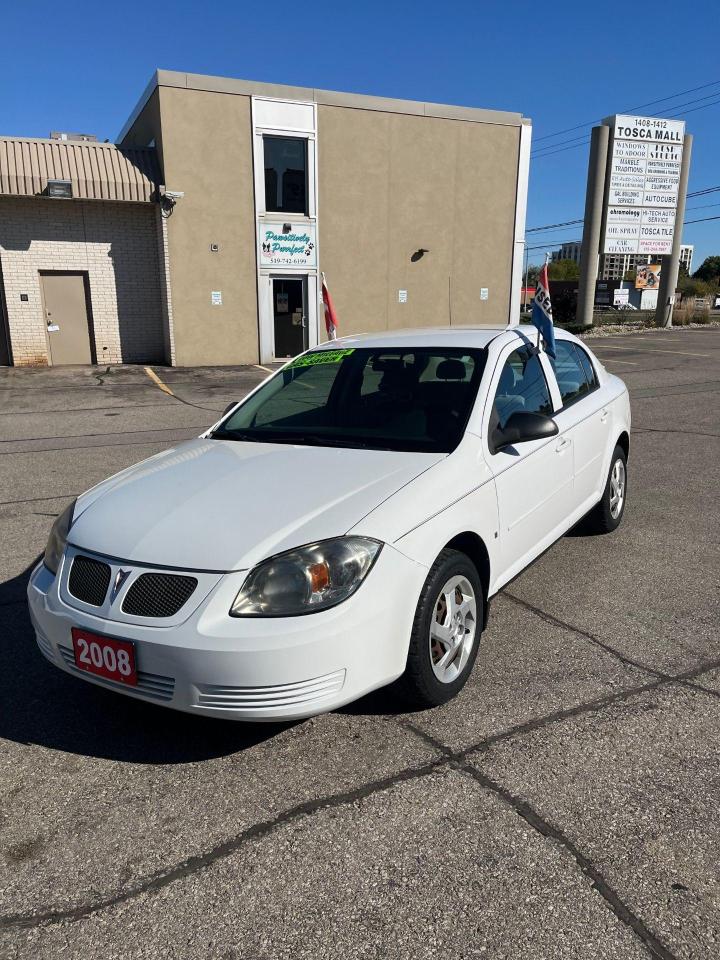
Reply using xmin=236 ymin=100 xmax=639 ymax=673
xmin=321 ymin=272 xmax=338 ymax=341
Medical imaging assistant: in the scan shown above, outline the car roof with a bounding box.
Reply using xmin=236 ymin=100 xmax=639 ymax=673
xmin=316 ymin=325 xmax=574 ymax=350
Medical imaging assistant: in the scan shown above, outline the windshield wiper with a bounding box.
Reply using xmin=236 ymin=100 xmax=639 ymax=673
xmin=213 ymin=428 xmax=398 ymax=450
xmin=211 ymin=428 xmax=260 ymax=442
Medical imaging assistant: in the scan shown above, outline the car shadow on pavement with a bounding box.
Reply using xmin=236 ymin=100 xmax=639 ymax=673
xmin=0 ymin=561 xmax=293 ymax=764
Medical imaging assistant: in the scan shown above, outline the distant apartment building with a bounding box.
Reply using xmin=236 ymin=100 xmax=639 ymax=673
xmin=679 ymin=244 xmax=694 ymax=274
xmin=551 ymin=241 xmax=582 ymax=264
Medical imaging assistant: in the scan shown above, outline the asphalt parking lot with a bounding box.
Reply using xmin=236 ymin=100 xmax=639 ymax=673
xmin=1 ymin=328 xmax=719 ymax=960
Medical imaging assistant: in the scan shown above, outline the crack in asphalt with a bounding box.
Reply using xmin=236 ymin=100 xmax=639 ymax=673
xmin=630 ymin=379 xmax=720 ymax=399
xmin=503 ymin=592 xmax=720 ymax=702
xmin=634 ymin=427 xmax=720 ymax=440
xmin=406 ymin=725 xmax=678 ymax=960
xmin=0 ymin=426 xmax=209 ymax=445
xmin=0 ymin=493 xmax=79 ymax=507
xmin=4 ymin=653 xmax=720 ymax=935
xmin=0 ymin=436 xmax=199 ymax=457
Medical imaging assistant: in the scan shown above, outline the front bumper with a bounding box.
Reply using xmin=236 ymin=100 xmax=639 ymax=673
xmin=27 ymin=545 xmax=427 ymax=722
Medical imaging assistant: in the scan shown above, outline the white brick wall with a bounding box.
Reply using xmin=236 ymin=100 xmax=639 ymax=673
xmin=0 ymin=196 xmax=169 ymax=365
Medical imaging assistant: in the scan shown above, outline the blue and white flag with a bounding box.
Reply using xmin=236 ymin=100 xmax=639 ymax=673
xmin=531 ymin=261 xmax=556 ymax=359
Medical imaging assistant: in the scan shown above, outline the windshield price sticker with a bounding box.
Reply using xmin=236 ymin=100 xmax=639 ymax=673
xmin=289 ymin=349 xmax=355 ymax=368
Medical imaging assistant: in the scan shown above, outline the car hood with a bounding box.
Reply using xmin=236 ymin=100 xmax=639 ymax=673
xmin=69 ymin=438 xmax=443 ymax=571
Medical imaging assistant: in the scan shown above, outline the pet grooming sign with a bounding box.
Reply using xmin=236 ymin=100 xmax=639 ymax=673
xmin=258 ymin=222 xmax=317 ymax=267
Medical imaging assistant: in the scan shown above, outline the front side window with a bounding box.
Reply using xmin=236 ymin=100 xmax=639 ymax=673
xmin=264 ymin=136 xmax=307 ymax=214
xmin=492 ymin=347 xmax=552 ymax=430
xmin=551 ymin=341 xmax=597 ymax=406
xmin=213 ymin=347 xmax=487 ymax=453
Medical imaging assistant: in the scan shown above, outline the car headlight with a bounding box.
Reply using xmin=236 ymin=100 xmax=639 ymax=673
xmin=43 ymin=499 xmax=77 ymax=574
xmin=230 ymin=537 xmax=382 ymax=617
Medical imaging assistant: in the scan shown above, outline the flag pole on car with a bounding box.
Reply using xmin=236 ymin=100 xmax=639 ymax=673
xmin=531 ymin=252 xmax=556 ymax=358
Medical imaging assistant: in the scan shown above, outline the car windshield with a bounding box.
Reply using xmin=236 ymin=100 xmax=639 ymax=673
xmin=212 ymin=346 xmax=487 ymax=453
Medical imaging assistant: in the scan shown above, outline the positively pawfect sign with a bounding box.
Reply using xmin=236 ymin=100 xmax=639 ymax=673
xmin=259 ymin=221 xmax=317 ymax=267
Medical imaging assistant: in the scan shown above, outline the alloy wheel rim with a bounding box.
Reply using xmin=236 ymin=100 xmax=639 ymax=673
xmin=610 ymin=458 xmax=626 ymax=519
xmin=429 ymin=575 xmax=477 ymax=684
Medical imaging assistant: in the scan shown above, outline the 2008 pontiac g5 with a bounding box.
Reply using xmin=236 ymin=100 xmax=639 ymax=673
xmin=28 ymin=326 xmax=630 ymax=720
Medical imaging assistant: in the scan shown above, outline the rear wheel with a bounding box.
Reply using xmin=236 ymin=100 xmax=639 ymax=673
xmin=396 ymin=549 xmax=483 ymax=708
xmin=585 ymin=445 xmax=627 ymax=534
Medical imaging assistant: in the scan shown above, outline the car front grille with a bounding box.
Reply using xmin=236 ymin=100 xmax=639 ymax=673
xmin=68 ymin=555 xmax=112 ymax=607
xmin=195 ymin=670 xmax=346 ymax=712
xmin=122 ymin=573 xmax=198 ymax=618
xmin=58 ymin=645 xmax=175 ymax=701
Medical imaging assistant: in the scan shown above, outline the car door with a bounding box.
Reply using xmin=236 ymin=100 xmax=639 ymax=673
xmin=548 ymin=339 xmax=611 ymax=513
xmin=484 ymin=341 xmax=574 ymax=586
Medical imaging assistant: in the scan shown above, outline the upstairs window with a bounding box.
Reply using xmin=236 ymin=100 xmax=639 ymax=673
xmin=264 ymin=137 xmax=307 ymax=214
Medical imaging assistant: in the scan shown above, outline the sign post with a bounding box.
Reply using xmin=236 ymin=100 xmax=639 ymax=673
xmin=576 ymin=125 xmax=610 ymax=329
xmin=653 ymin=134 xmax=692 ymax=327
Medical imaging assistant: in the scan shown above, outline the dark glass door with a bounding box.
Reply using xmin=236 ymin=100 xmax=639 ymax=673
xmin=272 ymin=277 xmax=307 ymax=358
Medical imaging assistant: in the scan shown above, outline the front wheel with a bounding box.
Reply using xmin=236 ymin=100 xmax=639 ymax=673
xmin=585 ymin=445 xmax=627 ymax=534
xmin=396 ymin=549 xmax=483 ymax=708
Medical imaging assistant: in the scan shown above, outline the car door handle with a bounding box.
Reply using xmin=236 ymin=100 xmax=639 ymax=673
xmin=555 ymin=437 xmax=571 ymax=452
xmin=600 ymin=408 xmax=609 ymax=423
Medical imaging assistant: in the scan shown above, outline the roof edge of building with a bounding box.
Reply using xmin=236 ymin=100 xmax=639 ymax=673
xmin=118 ymin=68 xmax=528 ymax=142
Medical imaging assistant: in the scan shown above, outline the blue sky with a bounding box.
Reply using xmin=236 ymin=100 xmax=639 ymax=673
xmin=2 ymin=0 xmax=718 ymax=268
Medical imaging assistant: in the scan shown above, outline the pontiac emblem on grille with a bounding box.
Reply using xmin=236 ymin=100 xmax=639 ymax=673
xmin=111 ymin=569 xmax=132 ymax=602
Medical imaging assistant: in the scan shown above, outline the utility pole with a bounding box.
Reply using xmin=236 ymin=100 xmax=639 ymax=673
xmin=576 ymin=124 xmax=610 ymax=329
xmin=654 ymin=134 xmax=693 ymax=328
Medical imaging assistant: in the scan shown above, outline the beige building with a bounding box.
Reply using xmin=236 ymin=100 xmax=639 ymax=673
xmin=1 ymin=70 xmax=531 ymax=367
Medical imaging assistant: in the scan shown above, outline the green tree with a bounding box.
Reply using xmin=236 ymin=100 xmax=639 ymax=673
xmin=693 ymin=256 xmax=720 ymax=284
xmin=548 ymin=258 xmax=580 ymax=280
xmin=525 ymin=264 xmax=541 ymax=286
xmin=678 ymin=275 xmax=712 ymax=298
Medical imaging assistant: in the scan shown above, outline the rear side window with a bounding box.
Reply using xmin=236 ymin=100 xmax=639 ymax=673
xmin=551 ymin=341 xmax=596 ymax=406
xmin=492 ymin=347 xmax=553 ymax=429
xmin=575 ymin=345 xmax=599 ymax=390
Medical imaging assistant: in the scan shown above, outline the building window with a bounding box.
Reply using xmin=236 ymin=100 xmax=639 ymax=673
xmin=263 ymin=136 xmax=307 ymax=214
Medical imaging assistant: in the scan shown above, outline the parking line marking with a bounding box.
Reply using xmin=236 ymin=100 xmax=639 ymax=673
xmin=594 ymin=345 xmax=710 ymax=358
xmin=599 ymin=358 xmax=638 ymax=365
xmin=254 ymin=364 xmax=274 ymax=374
xmin=144 ymin=366 xmax=175 ymax=397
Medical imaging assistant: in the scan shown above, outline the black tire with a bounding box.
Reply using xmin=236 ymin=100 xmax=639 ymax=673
xmin=585 ymin=444 xmax=628 ymax=534
xmin=395 ymin=548 xmax=484 ymax=709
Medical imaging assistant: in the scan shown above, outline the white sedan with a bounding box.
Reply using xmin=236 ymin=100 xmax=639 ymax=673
xmin=28 ymin=326 xmax=630 ymax=720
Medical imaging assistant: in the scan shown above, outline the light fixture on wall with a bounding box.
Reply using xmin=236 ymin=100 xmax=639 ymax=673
xmin=411 ymin=248 xmax=430 ymax=262
xmin=46 ymin=179 xmax=73 ymax=199
xmin=158 ymin=186 xmax=185 ymax=218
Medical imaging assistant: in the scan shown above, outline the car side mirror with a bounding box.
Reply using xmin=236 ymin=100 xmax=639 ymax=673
xmin=222 ymin=402 xmax=238 ymax=417
xmin=491 ymin=411 xmax=558 ymax=454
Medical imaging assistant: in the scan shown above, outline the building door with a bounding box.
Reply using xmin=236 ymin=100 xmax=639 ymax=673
xmin=272 ymin=276 xmax=307 ymax=358
xmin=40 ymin=272 xmax=93 ymax=365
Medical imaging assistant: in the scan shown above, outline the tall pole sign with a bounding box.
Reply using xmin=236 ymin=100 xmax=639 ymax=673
xmin=602 ymin=115 xmax=685 ymax=258
xmin=576 ymin=115 xmax=691 ymax=329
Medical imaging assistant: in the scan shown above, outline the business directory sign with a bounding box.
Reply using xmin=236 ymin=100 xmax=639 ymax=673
xmin=603 ymin=115 xmax=685 ymax=255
